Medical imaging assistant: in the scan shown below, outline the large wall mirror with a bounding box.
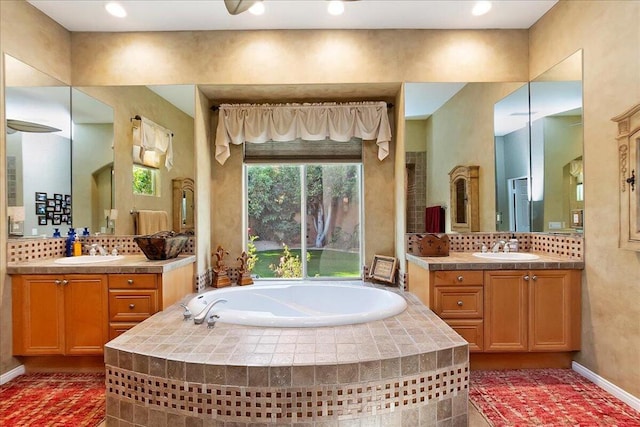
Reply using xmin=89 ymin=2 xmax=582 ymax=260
xmin=4 ymin=55 xmax=196 ymax=237
xmin=404 ymin=50 xmax=583 ymax=234
xmin=5 ymin=54 xmax=71 ymax=238
xmin=495 ymin=50 xmax=583 ymax=233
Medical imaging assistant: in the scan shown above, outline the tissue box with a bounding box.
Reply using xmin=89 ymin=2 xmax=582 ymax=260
xmin=418 ymin=233 xmax=450 ymax=257
xmin=134 ymin=231 xmax=188 ymax=260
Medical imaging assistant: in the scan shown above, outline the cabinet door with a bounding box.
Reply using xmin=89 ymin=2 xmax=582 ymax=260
xmin=64 ymin=275 xmax=109 ymax=355
xmin=484 ymin=271 xmax=528 ymax=351
xmin=528 ymin=270 xmax=581 ymax=351
xmin=12 ymin=275 xmax=65 ymax=355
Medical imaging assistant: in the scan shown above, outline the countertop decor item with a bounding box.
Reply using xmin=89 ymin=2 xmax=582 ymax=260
xmin=134 ymin=230 xmax=188 ymax=260
xmin=418 ymin=233 xmax=450 ymax=257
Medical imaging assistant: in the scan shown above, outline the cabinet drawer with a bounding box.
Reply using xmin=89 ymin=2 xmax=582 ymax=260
xmin=109 ymin=322 xmax=139 ymax=341
xmin=447 ymin=319 xmax=483 ymax=352
xmin=433 ymin=270 xmax=483 ymax=286
xmin=434 ymin=286 xmax=483 ymax=318
xmin=109 ymin=274 xmax=157 ymax=290
xmin=109 ymin=290 xmax=158 ymax=322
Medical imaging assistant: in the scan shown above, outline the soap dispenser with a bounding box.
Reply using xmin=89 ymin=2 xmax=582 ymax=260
xmin=509 ymin=234 xmax=519 ymax=252
xmin=73 ymin=234 xmax=82 ymax=256
xmin=65 ymin=228 xmax=76 ymax=257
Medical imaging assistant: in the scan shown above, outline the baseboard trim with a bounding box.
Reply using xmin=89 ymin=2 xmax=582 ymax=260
xmin=572 ymin=361 xmax=640 ymax=411
xmin=0 ymin=364 xmax=25 ymax=385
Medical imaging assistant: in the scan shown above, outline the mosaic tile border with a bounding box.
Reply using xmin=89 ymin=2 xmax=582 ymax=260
xmin=105 ymin=362 xmax=468 ymax=425
xmin=7 ymin=235 xmax=195 ymax=264
xmin=406 ymin=232 xmax=583 ymax=260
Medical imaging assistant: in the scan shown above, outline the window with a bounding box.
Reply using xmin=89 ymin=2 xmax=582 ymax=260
xmin=246 ymin=163 xmax=362 ymax=279
xmin=132 ymin=165 xmax=158 ymax=196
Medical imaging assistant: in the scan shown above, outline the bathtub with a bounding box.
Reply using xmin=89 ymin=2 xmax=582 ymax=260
xmin=186 ymin=281 xmax=408 ymax=327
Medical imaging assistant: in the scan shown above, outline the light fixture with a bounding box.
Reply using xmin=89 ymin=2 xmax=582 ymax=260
xmin=327 ymin=0 xmax=345 ymax=16
xmin=472 ymin=1 xmax=492 ymax=16
xmin=248 ymin=1 xmax=265 ymax=15
xmin=105 ymin=2 xmax=127 ymax=18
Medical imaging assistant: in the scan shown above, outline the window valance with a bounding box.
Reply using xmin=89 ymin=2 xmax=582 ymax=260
xmin=214 ymin=102 xmax=392 ymax=164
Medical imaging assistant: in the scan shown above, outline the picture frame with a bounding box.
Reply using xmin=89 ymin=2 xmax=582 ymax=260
xmin=35 ymin=192 xmax=47 ymax=202
xmin=35 ymin=202 xmax=46 ymax=215
xmin=47 ymin=199 xmax=56 ymax=208
xmin=54 ymin=203 xmax=62 ymax=213
xmin=46 ymin=211 xmax=54 ymax=220
xmin=52 ymin=215 xmax=62 ymax=225
xmin=61 ymin=214 xmax=68 ymax=223
xmin=67 ymin=216 xmax=73 ymax=225
xmin=65 ymin=194 xmax=71 ymax=204
xmin=38 ymin=216 xmax=47 ymax=225
xmin=369 ymin=255 xmax=398 ymax=284
xmin=54 ymin=193 xmax=63 ymax=201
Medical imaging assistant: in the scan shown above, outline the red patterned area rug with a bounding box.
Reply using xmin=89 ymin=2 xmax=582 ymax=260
xmin=470 ymin=369 xmax=640 ymax=426
xmin=0 ymin=372 xmax=105 ymax=427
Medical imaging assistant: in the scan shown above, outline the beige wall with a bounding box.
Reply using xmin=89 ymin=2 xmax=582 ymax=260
xmin=530 ymin=0 xmax=640 ymax=397
xmin=405 ymin=120 xmax=428 ymax=152
xmin=426 ymin=82 xmax=525 ymax=232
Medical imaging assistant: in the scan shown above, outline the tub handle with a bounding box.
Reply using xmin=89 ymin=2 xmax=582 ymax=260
xmin=207 ymin=314 xmax=220 ymax=329
xmin=180 ymin=303 xmax=192 ymax=320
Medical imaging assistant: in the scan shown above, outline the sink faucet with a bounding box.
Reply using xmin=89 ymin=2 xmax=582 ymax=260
xmin=491 ymin=240 xmax=505 ymax=253
xmin=193 ymin=298 xmax=227 ymax=324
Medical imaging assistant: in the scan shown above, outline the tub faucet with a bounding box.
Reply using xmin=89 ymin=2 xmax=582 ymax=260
xmin=193 ymin=298 xmax=227 ymax=324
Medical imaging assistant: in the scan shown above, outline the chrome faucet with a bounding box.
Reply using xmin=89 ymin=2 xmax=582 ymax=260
xmin=491 ymin=240 xmax=506 ymax=253
xmin=88 ymin=243 xmax=107 ymax=256
xmin=193 ymin=298 xmax=227 ymax=324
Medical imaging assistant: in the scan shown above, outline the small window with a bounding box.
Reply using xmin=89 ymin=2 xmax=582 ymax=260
xmin=133 ymin=165 xmax=159 ymax=196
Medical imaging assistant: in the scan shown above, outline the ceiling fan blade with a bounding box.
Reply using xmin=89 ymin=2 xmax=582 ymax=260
xmin=7 ymin=119 xmax=61 ymax=133
xmin=224 ymin=0 xmax=257 ymax=15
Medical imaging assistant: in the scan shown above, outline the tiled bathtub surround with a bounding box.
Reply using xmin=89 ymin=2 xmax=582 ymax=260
xmin=6 ymin=235 xmax=195 ymax=264
xmin=406 ymin=232 xmax=583 ymax=260
xmin=104 ymin=288 xmax=469 ymax=426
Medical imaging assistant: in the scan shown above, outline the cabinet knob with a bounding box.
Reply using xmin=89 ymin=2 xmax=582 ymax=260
xmin=531 ymin=275 xmax=537 ymax=281
xmin=55 ymin=279 xmax=62 ymax=285
xmin=62 ymin=279 xmax=68 ymax=285
xmin=127 ymin=279 xmax=134 ymax=285
xmin=524 ymin=275 xmax=530 ymax=281
xmin=457 ymin=300 xmax=463 ymax=307
xmin=129 ymin=304 xmax=136 ymax=309
xmin=457 ymin=276 xmax=463 ymax=282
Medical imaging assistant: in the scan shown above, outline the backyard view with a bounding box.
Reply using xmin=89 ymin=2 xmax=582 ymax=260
xmin=247 ymin=164 xmax=361 ymax=279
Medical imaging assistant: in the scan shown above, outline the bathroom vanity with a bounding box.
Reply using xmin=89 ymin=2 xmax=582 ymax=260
xmin=407 ymin=251 xmax=583 ymax=368
xmin=9 ymin=255 xmax=195 ymax=357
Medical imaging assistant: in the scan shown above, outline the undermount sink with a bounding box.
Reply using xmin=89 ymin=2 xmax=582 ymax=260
xmin=472 ymin=252 xmax=539 ymax=261
xmin=54 ymin=255 xmax=124 ymax=265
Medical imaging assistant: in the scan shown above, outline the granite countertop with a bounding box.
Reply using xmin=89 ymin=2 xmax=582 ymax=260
xmin=7 ymin=254 xmax=196 ymax=275
xmin=407 ymin=252 xmax=584 ymax=271
xmin=105 ymin=287 xmax=467 ymax=367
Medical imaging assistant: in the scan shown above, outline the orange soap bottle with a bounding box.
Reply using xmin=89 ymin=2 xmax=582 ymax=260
xmin=73 ymin=235 xmax=82 ymax=256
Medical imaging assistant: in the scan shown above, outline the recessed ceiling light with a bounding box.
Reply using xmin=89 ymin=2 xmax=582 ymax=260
xmin=327 ymin=0 xmax=345 ymax=16
xmin=249 ymin=1 xmax=265 ymax=16
xmin=472 ymin=1 xmax=492 ymax=16
xmin=105 ymin=2 xmax=127 ymax=18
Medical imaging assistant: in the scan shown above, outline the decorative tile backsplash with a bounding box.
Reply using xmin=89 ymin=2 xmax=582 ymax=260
xmin=7 ymin=235 xmax=195 ymax=264
xmin=406 ymin=232 xmax=583 ymax=260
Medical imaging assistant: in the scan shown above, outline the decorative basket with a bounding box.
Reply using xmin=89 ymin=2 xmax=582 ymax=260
xmin=134 ymin=231 xmax=188 ymax=260
xmin=418 ymin=233 xmax=450 ymax=257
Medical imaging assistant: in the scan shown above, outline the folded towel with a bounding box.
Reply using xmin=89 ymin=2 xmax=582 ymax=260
xmin=136 ymin=210 xmax=169 ymax=235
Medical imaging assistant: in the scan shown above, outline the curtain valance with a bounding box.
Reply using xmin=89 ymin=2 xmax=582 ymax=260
xmin=214 ymin=102 xmax=392 ymax=164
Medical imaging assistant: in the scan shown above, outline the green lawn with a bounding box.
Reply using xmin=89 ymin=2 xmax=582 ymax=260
xmin=252 ymin=248 xmax=360 ymax=278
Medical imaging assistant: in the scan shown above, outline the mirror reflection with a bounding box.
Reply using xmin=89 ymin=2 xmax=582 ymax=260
xmin=71 ymin=88 xmax=114 ymax=234
xmin=495 ymin=50 xmax=583 ymax=233
xmin=5 ymin=54 xmax=71 ymax=238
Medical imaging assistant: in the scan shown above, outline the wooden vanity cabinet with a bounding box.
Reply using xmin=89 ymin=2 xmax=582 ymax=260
xmin=484 ymin=269 xmax=581 ymax=352
xmin=431 ymin=270 xmax=484 ymax=352
xmin=107 ymin=264 xmax=194 ymax=339
xmin=12 ymin=274 xmax=109 ymax=356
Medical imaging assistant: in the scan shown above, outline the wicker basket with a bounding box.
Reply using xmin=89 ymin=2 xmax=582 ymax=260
xmin=134 ymin=231 xmax=188 ymax=260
